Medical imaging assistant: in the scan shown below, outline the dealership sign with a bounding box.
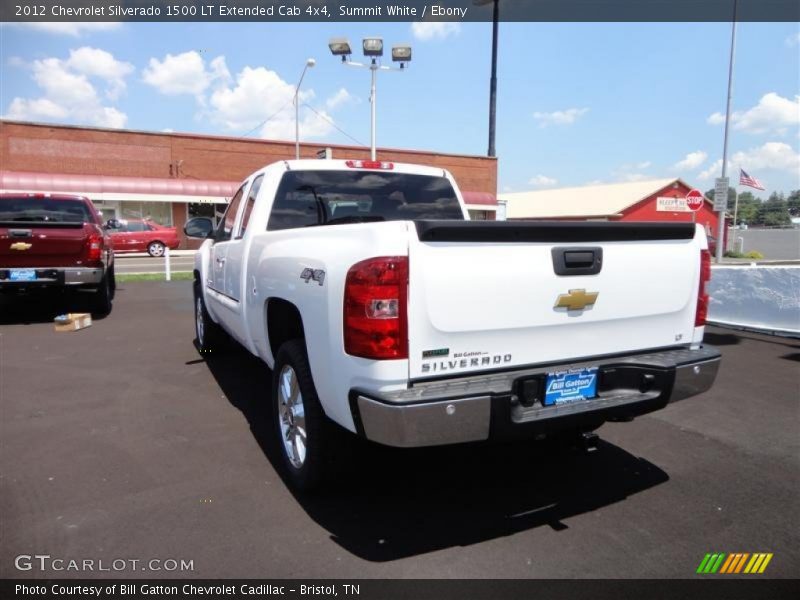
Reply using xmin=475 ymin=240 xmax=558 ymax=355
xmin=656 ymin=197 xmax=691 ymax=212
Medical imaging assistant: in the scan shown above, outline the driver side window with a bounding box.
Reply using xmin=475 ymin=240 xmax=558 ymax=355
xmin=215 ymin=186 xmax=245 ymax=243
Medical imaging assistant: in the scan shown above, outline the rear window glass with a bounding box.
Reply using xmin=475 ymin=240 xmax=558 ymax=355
xmin=0 ymin=197 xmax=92 ymax=224
xmin=267 ymin=170 xmax=464 ymax=231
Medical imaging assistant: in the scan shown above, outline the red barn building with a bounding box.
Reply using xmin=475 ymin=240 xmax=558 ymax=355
xmin=499 ymin=178 xmax=719 ymax=245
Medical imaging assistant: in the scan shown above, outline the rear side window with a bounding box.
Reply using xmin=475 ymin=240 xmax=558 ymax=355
xmin=267 ymin=170 xmax=464 ymax=231
xmin=0 ymin=197 xmax=92 ymax=224
xmin=237 ymin=175 xmax=263 ymax=239
xmin=215 ymin=185 xmax=245 ymax=242
xmin=126 ymin=221 xmax=148 ymax=232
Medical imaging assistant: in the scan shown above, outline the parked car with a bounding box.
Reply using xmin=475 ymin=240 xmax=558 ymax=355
xmin=186 ymin=159 xmax=721 ymax=491
xmin=0 ymin=193 xmax=115 ymax=314
xmin=107 ymin=218 xmax=180 ymax=257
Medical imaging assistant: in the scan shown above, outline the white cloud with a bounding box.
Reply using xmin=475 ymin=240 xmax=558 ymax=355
xmin=786 ymin=32 xmax=800 ymax=47
xmin=697 ymin=142 xmax=800 ymax=181
xmin=618 ymin=173 xmax=651 ymax=182
xmin=143 ymin=51 xmax=230 ymax=97
xmin=732 ymin=142 xmax=800 ymax=173
xmin=4 ymin=48 xmax=130 ymax=128
xmin=612 ymin=160 xmax=653 ymax=182
xmin=697 ymin=159 xmax=725 ymax=181
xmin=533 ymin=107 xmax=589 ymax=127
xmin=673 ymin=150 xmax=708 ymax=171
xmin=411 ymin=22 xmax=461 ymax=41
xmin=325 ymin=88 xmax=355 ymax=111
xmin=11 ymin=22 xmax=121 ymax=37
xmin=65 ymin=47 xmax=134 ymax=100
xmin=528 ymin=174 xmax=558 ymax=187
xmin=707 ymin=93 xmax=800 ymax=135
xmin=208 ymin=66 xmax=339 ymax=141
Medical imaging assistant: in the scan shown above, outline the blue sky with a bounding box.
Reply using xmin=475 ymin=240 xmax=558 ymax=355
xmin=2 ymin=20 xmax=799 ymax=196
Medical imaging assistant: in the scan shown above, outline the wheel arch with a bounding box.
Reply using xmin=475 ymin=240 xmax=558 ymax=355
xmin=266 ymin=297 xmax=306 ymax=363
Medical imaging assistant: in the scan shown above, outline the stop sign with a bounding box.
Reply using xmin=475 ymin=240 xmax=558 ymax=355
xmin=685 ymin=189 xmax=704 ymax=212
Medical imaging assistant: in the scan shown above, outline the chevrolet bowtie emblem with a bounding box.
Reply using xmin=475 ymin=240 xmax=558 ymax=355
xmin=10 ymin=242 xmax=33 ymax=251
xmin=555 ymin=289 xmax=599 ymax=311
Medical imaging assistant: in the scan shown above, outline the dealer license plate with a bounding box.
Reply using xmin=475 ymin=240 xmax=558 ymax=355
xmin=544 ymin=367 xmax=599 ymax=406
xmin=9 ymin=269 xmax=37 ymax=282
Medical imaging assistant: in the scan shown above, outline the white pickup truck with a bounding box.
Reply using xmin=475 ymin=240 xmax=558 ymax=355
xmin=186 ymin=159 xmax=720 ymax=490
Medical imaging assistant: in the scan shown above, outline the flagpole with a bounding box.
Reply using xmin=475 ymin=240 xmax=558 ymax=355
xmin=730 ymin=185 xmax=740 ymax=251
xmin=716 ymin=0 xmax=738 ymax=263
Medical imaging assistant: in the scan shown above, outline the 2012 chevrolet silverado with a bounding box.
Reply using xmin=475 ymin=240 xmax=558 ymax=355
xmin=0 ymin=193 xmax=115 ymax=314
xmin=186 ymin=159 xmax=720 ymax=490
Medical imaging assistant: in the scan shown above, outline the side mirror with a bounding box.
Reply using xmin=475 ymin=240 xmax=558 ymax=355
xmin=106 ymin=218 xmax=120 ymax=229
xmin=184 ymin=217 xmax=215 ymax=239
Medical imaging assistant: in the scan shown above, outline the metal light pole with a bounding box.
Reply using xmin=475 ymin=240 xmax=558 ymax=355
xmin=294 ymin=58 xmax=316 ymax=160
xmin=716 ymin=0 xmax=738 ymax=263
xmin=475 ymin=0 xmax=500 ymax=157
xmin=329 ymin=38 xmax=412 ymax=161
xmin=369 ymin=60 xmax=378 ymax=160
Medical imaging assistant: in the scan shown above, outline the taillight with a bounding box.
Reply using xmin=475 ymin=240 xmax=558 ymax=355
xmin=695 ymin=249 xmax=711 ymax=326
xmin=86 ymin=231 xmax=103 ymax=261
xmin=344 ymin=256 xmax=408 ymax=359
xmin=345 ymin=160 xmax=394 ymax=170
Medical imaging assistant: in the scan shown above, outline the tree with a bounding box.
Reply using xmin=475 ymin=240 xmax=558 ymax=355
xmin=787 ymin=190 xmax=800 ymax=217
xmin=758 ymin=193 xmax=791 ymax=227
xmin=733 ymin=191 xmax=759 ymax=226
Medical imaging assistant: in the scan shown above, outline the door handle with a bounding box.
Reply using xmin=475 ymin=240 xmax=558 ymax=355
xmin=216 ymin=257 xmax=226 ymax=265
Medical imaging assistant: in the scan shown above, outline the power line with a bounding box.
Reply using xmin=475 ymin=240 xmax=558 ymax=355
xmin=301 ymin=103 xmax=366 ymax=147
xmin=241 ymin=99 xmax=294 ymax=138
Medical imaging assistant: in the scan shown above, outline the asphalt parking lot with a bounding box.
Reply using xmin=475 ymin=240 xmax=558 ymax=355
xmin=1 ymin=281 xmax=798 ymax=579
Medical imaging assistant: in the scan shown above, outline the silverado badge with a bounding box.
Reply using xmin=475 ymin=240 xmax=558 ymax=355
xmin=10 ymin=242 xmax=32 ymax=251
xmin=554 ymin=289 xmax=599 ymax=311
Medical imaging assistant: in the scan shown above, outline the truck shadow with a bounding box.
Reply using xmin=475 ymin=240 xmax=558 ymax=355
xmin=0 ymin=290 xmax=114 ymax=324
xmin=201 ymin=343 xmax=670 ymax=562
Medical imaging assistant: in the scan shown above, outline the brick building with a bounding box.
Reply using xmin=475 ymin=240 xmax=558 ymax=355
xmin=0 ymin=121 xmax=498 ymax=247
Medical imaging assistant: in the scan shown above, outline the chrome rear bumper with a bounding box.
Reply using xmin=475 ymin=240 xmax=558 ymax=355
xmin=352 ymin=345 xmax=721 ymax=448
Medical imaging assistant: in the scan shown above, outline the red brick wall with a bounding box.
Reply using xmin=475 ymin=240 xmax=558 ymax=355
xmin=0 ymin=121 xmax=497 ymax=194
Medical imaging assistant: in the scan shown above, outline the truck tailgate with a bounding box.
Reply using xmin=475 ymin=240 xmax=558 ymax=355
xmin=0 ymin=223 xmax=89 ymax=268
xmin=407 ymin=221 xmax=704 ymax=380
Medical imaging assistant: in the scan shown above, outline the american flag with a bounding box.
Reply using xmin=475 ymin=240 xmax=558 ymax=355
xmin=739 ymin=169 xmax=765 ymax=190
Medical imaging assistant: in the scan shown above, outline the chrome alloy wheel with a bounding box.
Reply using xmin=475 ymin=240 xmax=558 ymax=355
xmin=195 ymin=297 xmax=205 ymax=346
xmin=278 ymin=365 xmax=307 ymax=469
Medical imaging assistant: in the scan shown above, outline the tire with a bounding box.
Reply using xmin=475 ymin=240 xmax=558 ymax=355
xmin=194 ymin=282 xmax=225 ymax=354
xmin=90 ymin=272 xmax=112 ymax=316
xmin=108 ymin=265 xmax=116 ymax=300
xmin=273 ymin=339 xmax=340 ymax=492
xmin=147 ymin=241 xmax=166 ymax=257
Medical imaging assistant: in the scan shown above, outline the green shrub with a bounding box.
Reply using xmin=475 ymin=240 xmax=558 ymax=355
xmin=744 ymin=250 xmax=764 ymax=259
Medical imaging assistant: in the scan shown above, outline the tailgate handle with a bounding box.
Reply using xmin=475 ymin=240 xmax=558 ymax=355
xmin=552 ymin=247 xmax=603 ymax=276
xmin=564 ymin=251 xmax=595 ymax=268
xmin=9 ymin=229 xmax=33 ymax=238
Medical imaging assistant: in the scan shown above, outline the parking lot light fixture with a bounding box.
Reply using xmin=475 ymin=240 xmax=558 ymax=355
xmin=294 ymin=58 xmax=316 ymax=160
xmin=330 ymin=37 xmax=412 ymax=160
xmin=362 ymin=37 xmax=384 ymax=57
xmin=391 ymin=45 xmax=412 ymax=67
xmin=328 ymin=38 xmax=352 ymax=62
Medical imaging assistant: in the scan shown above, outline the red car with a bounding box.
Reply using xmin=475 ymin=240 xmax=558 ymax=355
xmin=107 ymin=218 xmax=180 ymax=257
xmin=0 ymin=193 xmax=115 ymax=314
